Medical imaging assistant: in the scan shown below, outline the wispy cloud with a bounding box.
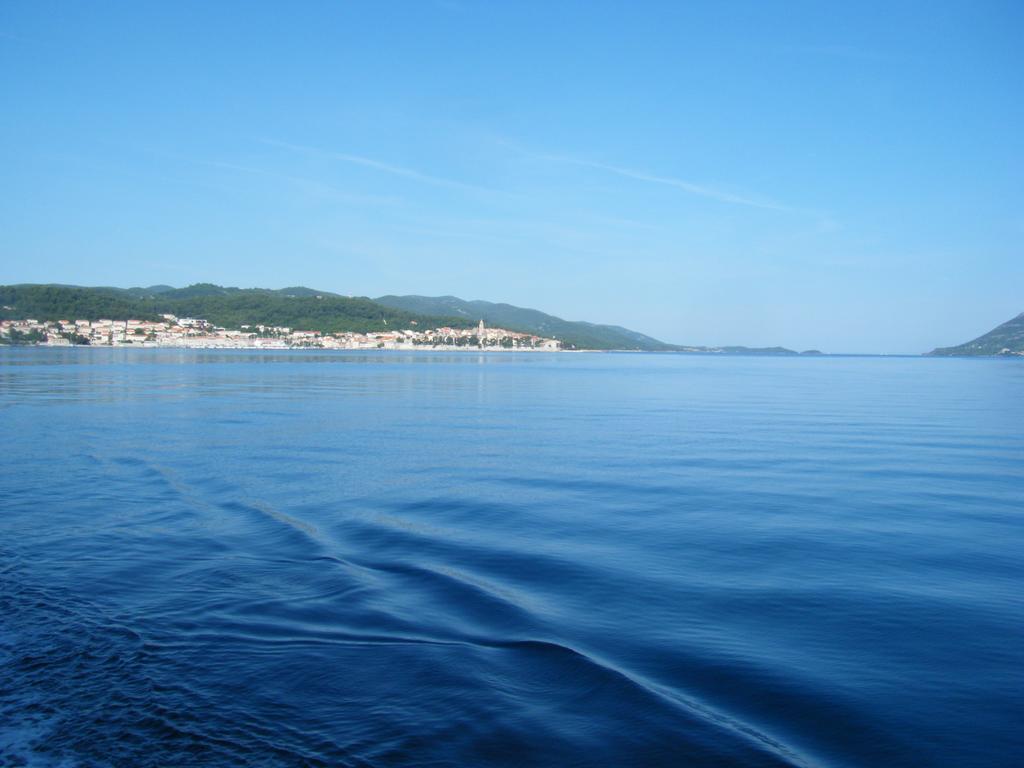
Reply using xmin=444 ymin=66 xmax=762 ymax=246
xmin=564 ymin=157 xmax=792 ymax=212
xmin=262 ymin=139 xmax=493 ymax=194
xmin=205 ymin=160 xmax=399 ymax=205
xmin=495 ymin=137 xmax=796 ymax=212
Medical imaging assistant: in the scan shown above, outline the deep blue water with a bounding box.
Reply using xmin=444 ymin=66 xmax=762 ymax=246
xmin=1 ymin=348 xmax=1022 ymax=767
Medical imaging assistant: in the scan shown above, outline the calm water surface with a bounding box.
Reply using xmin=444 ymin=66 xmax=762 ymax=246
xmin=1 ymin=349 xmax=1021 ymax=767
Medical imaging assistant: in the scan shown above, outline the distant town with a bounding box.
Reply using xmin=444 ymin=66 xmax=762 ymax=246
xmin=0 ymin=315 xmax=562 ymax=351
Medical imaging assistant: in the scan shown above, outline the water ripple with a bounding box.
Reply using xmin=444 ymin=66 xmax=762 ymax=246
xmin=2 ymin=349 xmax=1022 ymax=767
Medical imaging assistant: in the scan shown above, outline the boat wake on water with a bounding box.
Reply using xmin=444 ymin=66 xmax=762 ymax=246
xmin=2 ymin=350 xmax=1022 ymax=767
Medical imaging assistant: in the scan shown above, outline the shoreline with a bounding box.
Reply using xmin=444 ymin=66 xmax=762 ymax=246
xmin=3 ymin=344 xmax=1001 ymax=359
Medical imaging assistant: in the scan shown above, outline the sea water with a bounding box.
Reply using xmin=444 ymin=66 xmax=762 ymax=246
xmin=1 ymin=348 xmax=1021 ymax=767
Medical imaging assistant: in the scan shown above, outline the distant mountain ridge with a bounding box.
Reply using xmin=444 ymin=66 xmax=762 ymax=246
xmin=1 ymin=283 xmax=803 ymax=353
xmin=111 ymin=283 xmax=344 ymax=300
xmin=929 ymin=311 xmax=1024 ymax=356
xmin=374 ymin=294 xmax=674 ymax=350
xmin=0 ymin=284 xmax=470 ymax=335
xmin=374 ymin=294 xmax=805 ymax=354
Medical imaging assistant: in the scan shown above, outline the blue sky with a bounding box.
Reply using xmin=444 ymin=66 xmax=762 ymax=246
xmin=2 ymin=1 xmax=1021 ymax=353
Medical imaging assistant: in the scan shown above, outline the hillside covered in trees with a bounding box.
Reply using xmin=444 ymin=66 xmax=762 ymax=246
xmin=374 ymin=294 xmax=675 ymax=351
xmin=0 ymin=284 xmax=474 ymax=335
xmin=2 ymin=283 xmax=808 ymax=353
xmin=929 ymin=311 xmax=1024 ymax=356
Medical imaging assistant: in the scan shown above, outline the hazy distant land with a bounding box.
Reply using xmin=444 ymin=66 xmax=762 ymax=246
xmin=1 ymin=283 xmax=806 ymax=354
xmin=928 ymin=312 xmax=1024 ymax=356
xmin=4 ymin=283 xmax=1021 ymax=355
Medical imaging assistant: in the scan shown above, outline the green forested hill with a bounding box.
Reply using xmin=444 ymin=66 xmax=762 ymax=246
xmin=0 ymin=285 xmax=160 ymax=322
xmin=929 ymin=312 xmax=1024 ymax=356
xmin=2 ymin=283 xmax=804 ymax=352
xmin=373 ymin=294 xmax=802 ymax=353
xmin=374 ymin=294 xmax=676 ymax=350
xmin=1 ymin=284 xmax=674 ymax=348
xmin=0 ymin=284 xmax=472 ymax=334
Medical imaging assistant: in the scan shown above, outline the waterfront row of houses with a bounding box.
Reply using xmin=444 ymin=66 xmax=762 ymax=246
xmin=0 ymin=316 xmax=562 ymax=351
